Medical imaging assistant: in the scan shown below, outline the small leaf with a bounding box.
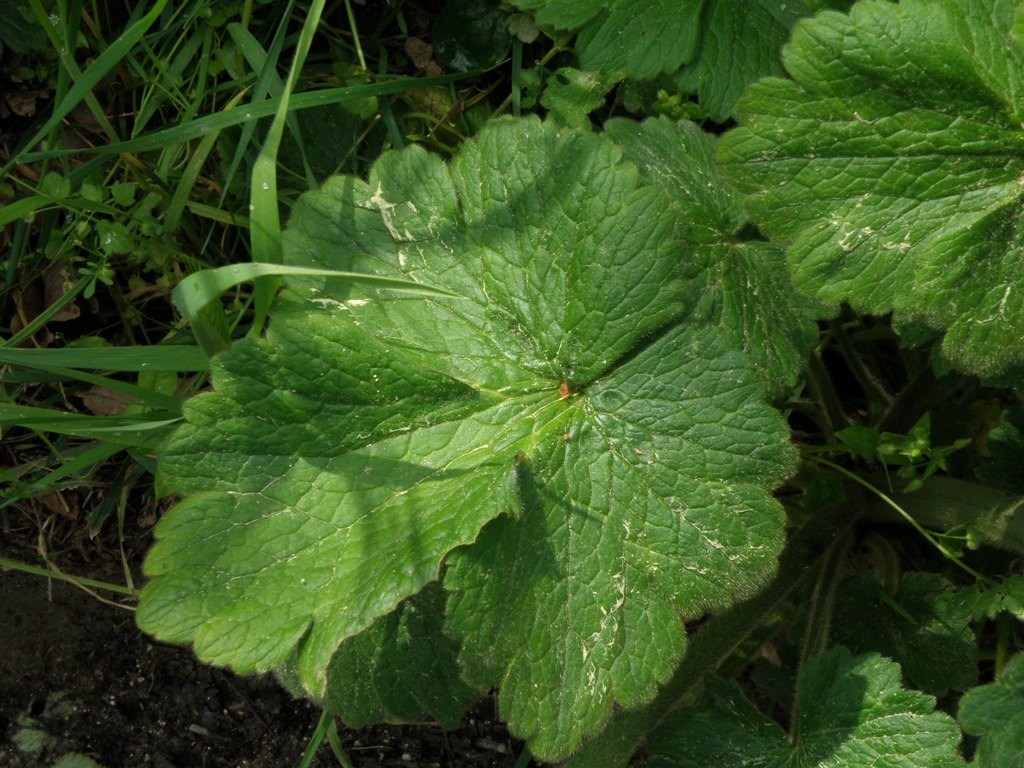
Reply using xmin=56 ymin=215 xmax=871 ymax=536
xmin=719 ymin=0 xmax=1024 ymax=376
xmin=541 ymin=67 xmax=618 ymax=129
xmin=644 ymin=647 xmax=965 ymax=767
xmin=433 ymin=0 xmax=512 ymax=72
xmin=959 ymin=654 xmax=1024 ymax=768
xmin=513 ymin=0 xmax=703 ymax=79
xmin=965 ymin=574 xmax=1024 ymax=623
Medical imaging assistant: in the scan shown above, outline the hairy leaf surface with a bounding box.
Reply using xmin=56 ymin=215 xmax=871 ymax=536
xmin=605 ymin=117 xmax=822 ymax=397
xmin=959 ymin=653 xmax=1024 ymax=767
xmin=514 ymin=1 xmax=809 ymax=119
xmin=719 ymin=0 xmax=1024 ymax=375
xmin=827 ymin=573 xmax=977 ymax=696
xmin=137 ymin=117 xmax=795 ymax=758
xmin=644 ymin=648 xmax=965 ymax=767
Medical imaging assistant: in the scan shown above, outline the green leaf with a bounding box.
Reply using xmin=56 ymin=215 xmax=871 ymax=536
xmin=513 ymin=0 xmax=703 ymax=80
xmin=959 ymin=654 xmax=1024 ymax=768
xmin=965 ymin=574 xmax=1024 ymax=623
xmin=137 ymin=117 xmax=795 ymax=760
xmin=718 ymin=0 xmax=1024 ymax=376
xmin=0 ymin=0 xmax=48 ymax=55
xmin=828 ymin=573 xmax=977 ymax=696
xmin=514 ymin=1 xmax=811 ymax=119
xmin=644 ymin=647 xmax=965 ymax=767
xmin=605 ymin=117 xmax=822 ymax=398
xmin=979 ymin=399 xmax=1024 ymax=494
xmin=321 ymin=583 xmax=479 ymax=728
xmin=675 ymin=0 xmax=809 ymax=121
xmin=541 ymin=67 xmax=619 ymax=129
xmin=433 ymin=0 xmax=512 ymax=72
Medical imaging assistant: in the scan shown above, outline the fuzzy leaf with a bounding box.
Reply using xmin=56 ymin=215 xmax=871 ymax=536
xmin=514 ymin=1 xmax=810 ymax=119
xmin=959 ymin=654 xmax=1024 ymax=767
xmin=828 ymin=573 xmax=977 ymax=696
xmin=605 ymin=117 xmax=822 ymax=397
xmin=675 ymin=0 xmax=808 ymax=121
xmin=965 ymin=574 xmax=1024 ymax=623
xmin=513 ymin=0 xmax=703 ymax=79
xmin=718 ymin=0 xmax=1024 ymax=376
xmin=322 ymin=583 xmax=479 ymax=728
xmin=137 ymin=117 xmax=795 ymax=760
xmin=644 ymin=647 xmax=965 ymax=767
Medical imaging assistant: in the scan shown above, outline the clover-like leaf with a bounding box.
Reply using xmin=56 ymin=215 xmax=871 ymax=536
xmin=719 ymin=0 xmax=1024 ymax=376
xmin=959 ymin=653 xmax=1024 ymax=767
xmin=605 ymin=117 xmax=822 ymax=398
xmin=137 ymin=117 xmax=796 ymax=760
xmin=644 ymin=647 xmax=965 ymax=767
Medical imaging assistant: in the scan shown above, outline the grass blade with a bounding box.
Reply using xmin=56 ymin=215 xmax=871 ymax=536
xmin=249 ymin=0 xmax=327 ymax=334
xmin=0 ymin=346 xmax=209 ymax=373
xmin=14 ymin=75 xmax=475 ymax=162
xmin=5 ymin=0 xmax=169 ymax=173
xmin=172 ymin=262 xmax=456 ymax=320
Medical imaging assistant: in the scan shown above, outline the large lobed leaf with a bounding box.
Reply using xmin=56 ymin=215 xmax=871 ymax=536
xmin=137 ymin=117 xmax=796 ymax=759
xmin=719 ymin=0 xmax=1024 ymax=376
xmin=644 ymin=647 xmax=965 ymax=767
xmin=605 ymin=117 xmax=822 ymax=398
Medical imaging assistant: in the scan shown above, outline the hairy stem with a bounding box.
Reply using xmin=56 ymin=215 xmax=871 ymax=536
xmin=789 ymin=530 xmax=854 ymax=747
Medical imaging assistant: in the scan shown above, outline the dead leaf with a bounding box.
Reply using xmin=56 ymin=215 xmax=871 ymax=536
xmin=82 ymin=385 xmax=135 ymax=416
xmin=406 ymin=37 xmax=443 ymax=76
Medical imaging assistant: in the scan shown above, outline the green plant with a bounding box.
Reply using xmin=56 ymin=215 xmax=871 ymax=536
xmin=8 ymin=0 xmax=1024 ymax=765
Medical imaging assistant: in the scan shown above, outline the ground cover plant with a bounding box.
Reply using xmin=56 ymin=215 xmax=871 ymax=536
xmin=5 ymin=0 xmax=1024 ymax=765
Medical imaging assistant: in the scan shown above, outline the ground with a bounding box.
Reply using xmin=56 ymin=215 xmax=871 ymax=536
xmin=0 ymin=519 xmax=529 ymax=768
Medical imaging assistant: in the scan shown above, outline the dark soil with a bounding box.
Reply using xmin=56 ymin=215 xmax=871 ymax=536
xmin=0 ymin=522 xmax=529 ymax=768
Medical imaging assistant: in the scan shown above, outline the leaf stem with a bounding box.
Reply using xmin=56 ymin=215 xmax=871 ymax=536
xmin=875 ymin=365 xmax=971 ymax=434
xmin=829 ymin=318 xmax=893 ymax=414
xmin=812 ymin=457 xmax=990 ymax=582
xmin=789 ymin=529 xmax=853 ymax=747
xmin=804 ymin=349 xmax=847 ymax=440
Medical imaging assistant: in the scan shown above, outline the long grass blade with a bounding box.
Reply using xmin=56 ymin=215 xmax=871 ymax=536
xmin=171 ymin=262 xmax=456 ymax=322
xmin=15 ymin=75 xmax=474 ymax=162
xmin=0 ymin=346 xmax=209 ymax=373
xmin=5 ymin=0 xmax=169 ymax=174
xmin=249 ymin=0 xmax=327 ymax=335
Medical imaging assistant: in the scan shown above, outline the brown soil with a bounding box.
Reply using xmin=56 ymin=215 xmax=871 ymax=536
xmin=0 ymin=534 xmax=529 ymax=768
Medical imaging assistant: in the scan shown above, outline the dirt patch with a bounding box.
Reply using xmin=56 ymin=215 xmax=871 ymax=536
xmin=0 ymin=568 xmax=528 ymax=767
